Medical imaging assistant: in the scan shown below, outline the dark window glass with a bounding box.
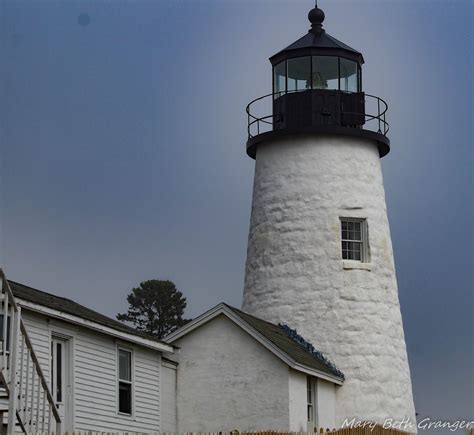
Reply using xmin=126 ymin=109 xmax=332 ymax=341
xmin=340 ymin=58 xmax=358 ymax=92
xmin=118 ymin=349 xmax=132 ymax=414
xmin=51 ymin=341 xmax=53 ymax=393
xmin=119 ymin=349 xmax=131 ymax=381
xmin=312 ymin=56 xmax=339 ymax=90
xmin=56 ymin=342 xmax=62 ymax=403
xmin=287 ymin=56 xmax=311 ymax=92
xmin=358 ymin=65 xmax=362 ymax=91
xmin=0 ymin=315 xmax=11 ymax=351
xmin=307 ymin=376 xmax=313 ymax=422
xmin=273 ymin=61 xmax=286 ymax=98
xmin=119 ymin=382 xmax=132 ymax=414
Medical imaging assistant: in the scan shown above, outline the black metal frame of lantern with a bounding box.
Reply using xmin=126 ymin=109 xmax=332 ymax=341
xmin=245 ymin=3 xmax=390 ymax=160
xmin=246 ymin=90 xmax=390 ymax=159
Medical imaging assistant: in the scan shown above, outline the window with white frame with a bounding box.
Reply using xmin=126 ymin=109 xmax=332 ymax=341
xmin=307 ymin=376 xmax=313 ymax=423
xmin=118 ymin=348 xmax=132 ymax=415
xmin=340 ymin=218 xmax=369 ymax=262
xmin=51 ymin=338 xmax=66 ymax=404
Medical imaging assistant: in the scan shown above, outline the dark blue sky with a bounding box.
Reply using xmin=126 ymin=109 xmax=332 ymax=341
xmin=1 ymin=0 xmax=472 ymax=430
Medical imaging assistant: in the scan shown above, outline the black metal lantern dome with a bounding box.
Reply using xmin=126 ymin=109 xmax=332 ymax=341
xmin=246 ymin=3 xmax=390 ymax=159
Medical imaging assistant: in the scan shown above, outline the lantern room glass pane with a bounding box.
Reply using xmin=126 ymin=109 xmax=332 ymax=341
xmin=340 ymin=58 xmax=358 ymax=92
xmin=312 ymin=56 xmax=339 ymax=90
xmin=273 ymin=61 xmax=286 ymax=98
xmin=287 ymin=56 xmax=311 ymax=92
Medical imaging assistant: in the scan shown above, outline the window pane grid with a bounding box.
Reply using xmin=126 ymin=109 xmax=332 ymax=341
xmin=341 ymin=219 xmax=365 ymax=262
xmin=341 ymin=230 xmax=361 ymax=241
xmin=118 ymin=348 xmax=132 ymax=415
xmin=342 ymin=241 xmax=362 ymax=260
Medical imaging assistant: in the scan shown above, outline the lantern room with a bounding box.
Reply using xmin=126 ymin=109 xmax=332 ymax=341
xmin=246 ymin=2 xmax=390 ymax=159
xmin=273 ymin=55 xmax=361 ymax=95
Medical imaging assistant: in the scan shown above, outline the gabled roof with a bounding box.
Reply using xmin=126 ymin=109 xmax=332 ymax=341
xmin=225 ymin=305 xmax=344 ymax=380
xmin=165 ymin=303 xmax=344 ymax=384
xmin=8 ymin=280 xmax=174 ymax=353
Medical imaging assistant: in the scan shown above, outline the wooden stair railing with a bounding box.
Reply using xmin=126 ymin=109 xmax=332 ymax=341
xmin=0 ymin=269 xmax=61 ymax=434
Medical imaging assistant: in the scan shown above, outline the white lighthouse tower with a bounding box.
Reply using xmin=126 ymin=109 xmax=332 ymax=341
xmin=242 ymin=3 xmax=416 ymax=426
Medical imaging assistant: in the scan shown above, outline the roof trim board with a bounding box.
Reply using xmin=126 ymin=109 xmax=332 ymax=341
xmin=165 ymin=303 xmax=344 ymax=385
xmin=17 ymin=298 xmax=174 ymax=354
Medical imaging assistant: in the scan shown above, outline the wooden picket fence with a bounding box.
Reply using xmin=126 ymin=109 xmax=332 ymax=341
xmin=28 ymin=428 xmax=416 ymax=435
xmin=21 ymin=425 xmax=474 ymax=435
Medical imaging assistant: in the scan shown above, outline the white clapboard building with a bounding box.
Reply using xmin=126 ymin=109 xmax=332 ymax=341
xmin=0 ymin=277 xmax=178 ymax=433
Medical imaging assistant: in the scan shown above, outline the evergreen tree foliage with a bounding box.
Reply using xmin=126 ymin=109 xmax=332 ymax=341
xmin=117 ymin=280 xmax=189 ymax=338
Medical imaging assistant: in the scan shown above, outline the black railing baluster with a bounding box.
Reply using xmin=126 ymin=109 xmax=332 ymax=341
xmin=246 ymin=92 xmax=389 ymax=141
xmin=377 ymin=98 xmax=381 ymax=133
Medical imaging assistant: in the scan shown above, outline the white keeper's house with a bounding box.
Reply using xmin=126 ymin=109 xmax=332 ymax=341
xmin=0 ymin=278 xmax=343 ymax=433
xmin=1 ymin=3 xmax=415 ymax=433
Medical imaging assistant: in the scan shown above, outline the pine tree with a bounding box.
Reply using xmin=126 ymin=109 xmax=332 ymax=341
xmin=117 ymin=280 xmax=189 ymax=339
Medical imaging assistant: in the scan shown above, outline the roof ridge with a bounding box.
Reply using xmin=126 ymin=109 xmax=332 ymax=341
xmin=8 ymin=279 xmax=80 ymax=304
xmin=223 ymin=303 xmax=285 ymax=330
xmin=9 ymin=279 xmax=127 ymax=321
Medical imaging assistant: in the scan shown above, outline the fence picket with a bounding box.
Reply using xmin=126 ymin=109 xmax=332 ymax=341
xmin=208 ymin=429 xmax=409 ymax=435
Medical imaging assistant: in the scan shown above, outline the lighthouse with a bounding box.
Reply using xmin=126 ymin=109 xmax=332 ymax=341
xmin=242 ymin=3 xmax=416 ymax=426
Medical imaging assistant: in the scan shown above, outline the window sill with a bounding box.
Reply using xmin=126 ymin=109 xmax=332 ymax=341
xmin=342 ymin=260 xmax=372 ymax=271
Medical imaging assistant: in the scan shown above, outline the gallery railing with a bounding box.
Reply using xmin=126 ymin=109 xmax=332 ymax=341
xmin=246 ymin=90 xmax=389 ymax=140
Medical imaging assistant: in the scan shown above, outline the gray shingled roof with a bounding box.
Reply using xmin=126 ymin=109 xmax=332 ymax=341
xmin=225 ymin=304 xmax=344 ymax=381
xmin=8 ymin=280 xmax=169 ymax=346
xmin=278 ymin=31 xmax=362 ymax=57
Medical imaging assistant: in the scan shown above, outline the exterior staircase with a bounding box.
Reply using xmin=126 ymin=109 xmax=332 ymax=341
xmin=0 ymin=269 xmax=61 ymax=434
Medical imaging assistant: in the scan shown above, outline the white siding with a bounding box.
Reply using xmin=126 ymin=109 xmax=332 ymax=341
xmin=22 ymin=311 xmax=51 ymax=384
xmin=174 ymin=314 xmax=290 ymax=432
xmin=20 ymin=309 xmax=163 ymax=432
xmin=288 ymin=369 xmax=308 ymax=432
xmin=73 ymin=328 xmax=161 ymax=432
xmin=160 ymin=360 xmax=177 ymax=432
xmin=288 ymin=372 xmax=337 ymax=431
xmin=316 ymin=379 xmax=336 ymax=429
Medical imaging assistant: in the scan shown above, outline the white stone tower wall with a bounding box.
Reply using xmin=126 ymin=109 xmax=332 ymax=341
xmin=242 ymin=135 xmax=416 ymax=425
